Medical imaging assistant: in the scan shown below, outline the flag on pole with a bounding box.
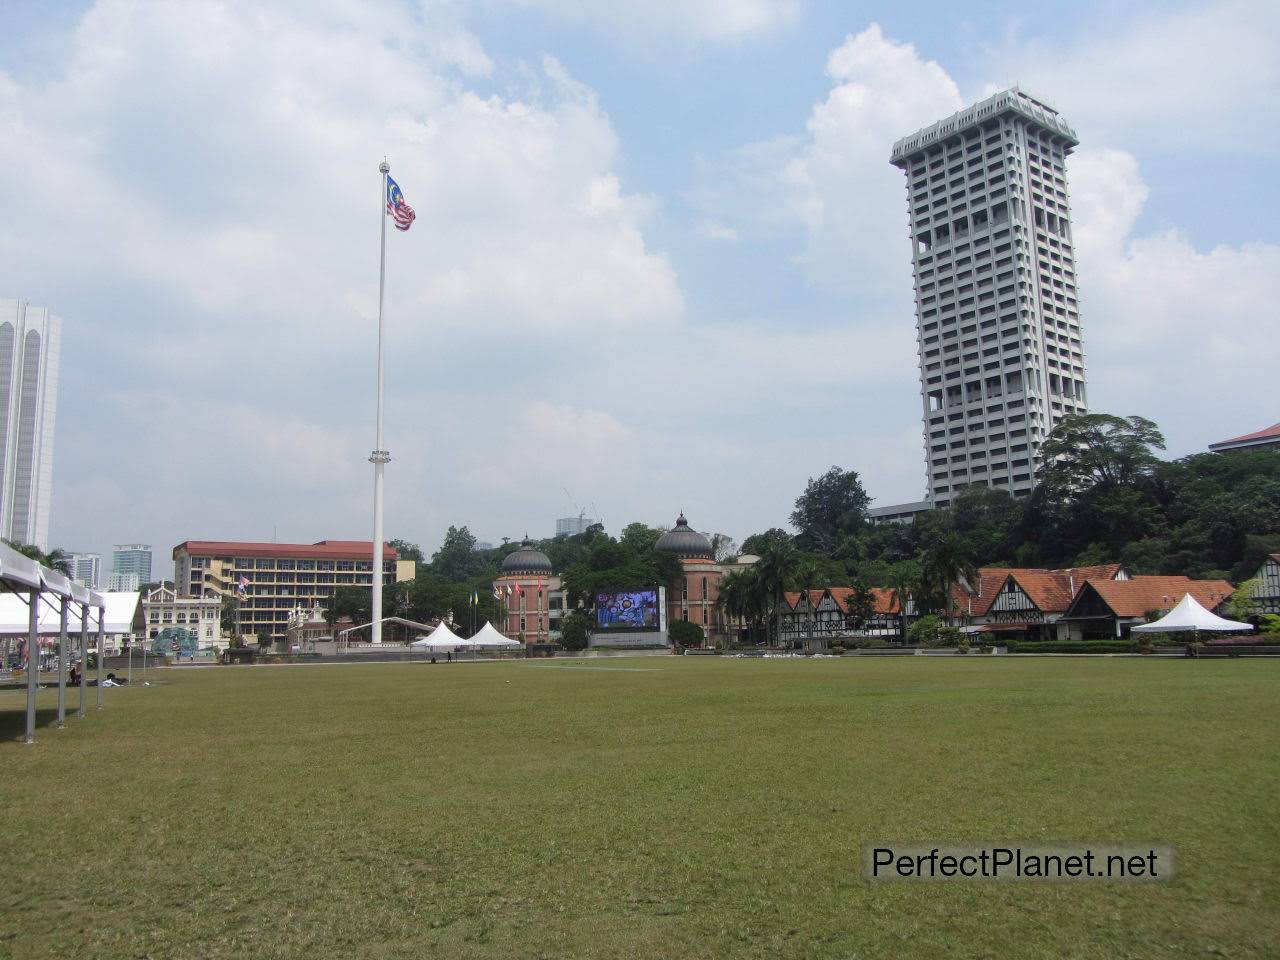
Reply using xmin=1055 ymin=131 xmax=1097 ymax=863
xmin=237 ymin=575 xmax=250 ymax=598
xmin=386 ymin=175 xmax=416 ymax=232
xmin=493 ymin=586 xmax=502 ymax=601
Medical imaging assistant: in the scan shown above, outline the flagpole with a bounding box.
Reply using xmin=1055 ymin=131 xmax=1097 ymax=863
xmin=371 ymin=160 xmax=391 ymax=645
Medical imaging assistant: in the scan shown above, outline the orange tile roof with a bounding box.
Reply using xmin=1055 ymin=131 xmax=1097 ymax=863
xmin=785 ymin=587 xmax=901 ymax=615
xmin=1210 ymin=421 xmax=1280 ymax=448
xmin=1079 ymin=577 xmax=1235 ymax=618
xmin=967 ymin=564 xmax=1125 ymax=615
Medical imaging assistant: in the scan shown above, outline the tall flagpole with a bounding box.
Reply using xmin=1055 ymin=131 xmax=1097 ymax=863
xmin=371 ymin=160 xmax=391 ymax=645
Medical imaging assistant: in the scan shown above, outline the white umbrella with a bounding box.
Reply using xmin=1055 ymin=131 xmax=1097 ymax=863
xmin=1131 ymin=594 xmax=1251 ymax=634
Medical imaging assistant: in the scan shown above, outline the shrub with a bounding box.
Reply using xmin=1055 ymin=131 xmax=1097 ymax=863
xmin=668 ymin=619 xmax=705 ymax=648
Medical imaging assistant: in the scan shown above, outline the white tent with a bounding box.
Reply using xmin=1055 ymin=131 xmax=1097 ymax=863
xmin=470 ymin=622 xmax=522 ymax=649
xmin=410 ymin=622 xmax=470 ymax=649
xmin=1130 ymin=594 xmax=1251 ymax=634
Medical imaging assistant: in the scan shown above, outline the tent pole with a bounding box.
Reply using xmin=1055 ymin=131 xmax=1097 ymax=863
xmin=96 ymin=612 xmax=104 ymax=709
xmin=78 ymin=603 xmax=87 ymax=717
xmin=25 ymin=589 xmax=38 ymax=744
xmin=57 ymin=596 xmax=68 ymax=729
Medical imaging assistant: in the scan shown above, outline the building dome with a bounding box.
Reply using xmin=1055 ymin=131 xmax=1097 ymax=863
xmin=654 ymin=514 xmax=714 ymax=560
xmin=500 ymin=537 xmax=553 ymax=576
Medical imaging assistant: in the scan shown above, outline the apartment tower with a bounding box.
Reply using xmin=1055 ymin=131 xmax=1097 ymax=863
xmin=0 ymin=299 xmax=61 ymax=548
xmin=890 ymin=88 xmax=1087 ymax=507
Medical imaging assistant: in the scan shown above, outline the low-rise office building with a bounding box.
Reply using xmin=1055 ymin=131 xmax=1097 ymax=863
xmin=172 ymin=539 xmax=414 ymax=641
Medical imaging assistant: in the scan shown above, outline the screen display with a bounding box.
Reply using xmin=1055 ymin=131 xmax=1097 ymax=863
xmin=595 ymin=589 xmax=660 ymax=631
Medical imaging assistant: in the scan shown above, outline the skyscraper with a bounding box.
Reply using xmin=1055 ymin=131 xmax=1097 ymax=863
xmin=890 ymin=88 xmax=1087 ymax=508
xmin=113 ymin=544 xmax=153 ymax=586
xmin=0 ymin=299 xmax=62 ymax=548
xmin=66 ymin=551 xmax=102 ymax=590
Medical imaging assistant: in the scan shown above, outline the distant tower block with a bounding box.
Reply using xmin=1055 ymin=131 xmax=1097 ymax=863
xmin=0 ymin=299 xmax=62 ymax=549
xmin=890 ymin=88 xmax=1088 ymax=507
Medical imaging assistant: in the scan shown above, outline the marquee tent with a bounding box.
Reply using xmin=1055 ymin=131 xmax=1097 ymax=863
xmin=0 ymin=539 xmax=107 ymax=744
xmin=410 ymin=622 xmax=470 ymax=650
xmin=1130 ymin=594 xmax=1251 ymax=634
xmin=470 ymin=622 xmax=522 ymax=649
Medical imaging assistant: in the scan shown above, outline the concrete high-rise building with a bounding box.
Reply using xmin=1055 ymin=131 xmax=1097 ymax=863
xmin=107 ymin=571 xmax=141 ymax=592
xmin=890 ymin=88 xmax=1088 ymax=507
xmin=112 ymin=544 xmax=153 ymax=585
xmin=0 ymin=299 xmax=62 ymax=548
xmin=66 ymin=551 xmax=102 ymax=589
xmin=555 ymin=516 xmax=593 ymax=537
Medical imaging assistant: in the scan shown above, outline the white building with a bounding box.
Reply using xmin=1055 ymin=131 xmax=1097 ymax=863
xmin=66 ymin=551 xmax=102 ymax=589
xmin=107 ymin=571 xmax=141 ymax=592
xmin=140 ymin=584 xmax=222 ymax=650
xmin=112 ymin=544 xmax=153 ymax=585
xmin=891 ymin=88 xmax=1087 ymax=507
xmin=0 ymin=299 xmax=61 ymax=548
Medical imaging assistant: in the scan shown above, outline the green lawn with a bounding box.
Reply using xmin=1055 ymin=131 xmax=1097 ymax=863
xmin=2 ymin=657 xmax=1278 ymax=959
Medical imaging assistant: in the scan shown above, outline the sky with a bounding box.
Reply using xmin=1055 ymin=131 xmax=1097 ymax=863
xmin=1 ymin=0 xmax=1277 ymax=572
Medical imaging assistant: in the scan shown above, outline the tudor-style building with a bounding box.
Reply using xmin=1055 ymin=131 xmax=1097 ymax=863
xmin=1062 ymin=576 xmax=1236 ymax=639
xmin=779 ymin=587 xmax=902 ymax=649
xmin=966 ymin=564 xmax=1128 ymax=642
xmin=1239 ymin=553 xmax=1280 ymax=615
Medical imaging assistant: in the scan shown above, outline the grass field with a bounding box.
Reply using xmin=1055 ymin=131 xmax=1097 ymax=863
xmin=2 ymin=657 xmax=1278 ymax=959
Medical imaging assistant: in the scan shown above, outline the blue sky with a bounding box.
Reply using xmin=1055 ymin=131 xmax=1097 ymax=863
xmin=1 ymin=0 xmax=1277 ymax=568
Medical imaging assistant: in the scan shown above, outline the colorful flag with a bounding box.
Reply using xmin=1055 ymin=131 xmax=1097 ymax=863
xmin=493 ymin=586 xmax=502 ymax=601
xmin=386 ymin=175 xmax=416 ymax=232
xmin=237 ymin=575 xmax=250 ymax=598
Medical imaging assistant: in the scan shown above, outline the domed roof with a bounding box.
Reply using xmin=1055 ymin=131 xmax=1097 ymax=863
xmin=500 ymin=537 xmax=553 ymax=575
xmin=654 ymin=514 xmax=713 ymax=560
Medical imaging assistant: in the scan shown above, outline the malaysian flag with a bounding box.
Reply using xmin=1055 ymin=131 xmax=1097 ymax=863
xmin=386 ymin=175 xmax=416 ymax=232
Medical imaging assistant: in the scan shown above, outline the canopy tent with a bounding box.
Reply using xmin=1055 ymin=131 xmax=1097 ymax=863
xmin=470 ymin=622 xmax=522 ymax=649
xmin=410 ymin=622 xmax=470 ymax=649
xmin=1130 ymin=594 xmax=1251 ymax=634
xmin=0 ymin=590 xmax=140 ymax=637
xmin=0 ymin=539 xmax=107 ymax=744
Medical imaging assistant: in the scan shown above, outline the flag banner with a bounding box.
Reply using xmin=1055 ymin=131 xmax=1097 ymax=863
xmin=386 ymin=175 xmax=416 ymax=232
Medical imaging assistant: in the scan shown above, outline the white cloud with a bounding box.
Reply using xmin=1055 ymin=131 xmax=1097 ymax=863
xmin=523 ymin=401 xmax=628 ymax=442
xmin=501 ymin=0 xmax=801 ymax=41
xmin=0 ymin=0 xmax=687 ymax=557
xmin=778 ymin=24 xmax=962 ymax=298
xmin=986 ymin=0 xmax=1280 ymax=156
xmin=1069 ymin=148 xmax=1280 ymax=453
xmin=696 ymin=220 xmax=739 ymax=242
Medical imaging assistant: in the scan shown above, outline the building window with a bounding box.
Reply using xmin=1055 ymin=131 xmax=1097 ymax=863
xmin=701 ymin=577 xmax=708 ymax=600
xmin=682 ymin=578 xmax=688 ymax=601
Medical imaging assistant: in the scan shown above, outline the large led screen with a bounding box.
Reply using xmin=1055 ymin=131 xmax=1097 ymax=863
xmin=595 ymin=589 xmax=660 ymax=631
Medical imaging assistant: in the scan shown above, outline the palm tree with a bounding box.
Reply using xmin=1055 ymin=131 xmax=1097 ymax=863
xmin=921 ymin=532 xmax=978 ymax=626
xmin=716 ymin=568 xmax=757 ymax=646
xmin=4 ymin=540 xmax=72 ymax=575
xmin=795 ymin=557 xmax=822 ymax=652
xmin=887 ymin=560 xmax=921 ymax=644
xmin=755 ymin=536 xmax=798 ymax=648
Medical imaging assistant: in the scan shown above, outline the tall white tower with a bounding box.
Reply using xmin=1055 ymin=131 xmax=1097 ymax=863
xmin=0 ymin=299 xmax=62 ymax=548
xmin=891 ymin=88 xmax=1087 ymax=507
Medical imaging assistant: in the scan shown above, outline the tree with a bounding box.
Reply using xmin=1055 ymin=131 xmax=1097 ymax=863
xmin=1225 ymin=579 xmax=1262 ymax=623
xmin=220 ymin=594 xmax=240 ymax=638
xmin=919 ymin=530 xmax=977 ymax=625
xmin=431 ymin=525 xmax=486 ymax=583
xmin=755 ymin=534 xmax=798 ymax=646
xmin=844 ymin=581 xmax=877 ymax=631
xmin=4 ymin=541 xmax=73 ymax=575
xmin=256 ymin=630 xmax=272 ymax=649
xmin=668 ymin=619 xmax=705 ymax=648
xmin=330 ymin=586 xmax=371 ymax=626
xmin=886 ymin=560 xmax=920 ymax=643
xmin=388 ymin=538 xmax=424 ymax=563
xmin=710 ymin=533 xmax=740 ymax=563
xmin=790 ymin=466 xmax=870 ymax=552
xmin=559 ymin=610 xmax=592 ymax=651
xmin=741 ymin=528 xmax=792 ymax=557
xmin=1036 ymin=413 xmax=1166 ymax=498
xmin=716 ymin=567 xmax=764 ymax=646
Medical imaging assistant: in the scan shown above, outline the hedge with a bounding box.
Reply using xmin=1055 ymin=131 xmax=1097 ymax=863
xmin=1005 ymin=639 xmax=1138 ymax=654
